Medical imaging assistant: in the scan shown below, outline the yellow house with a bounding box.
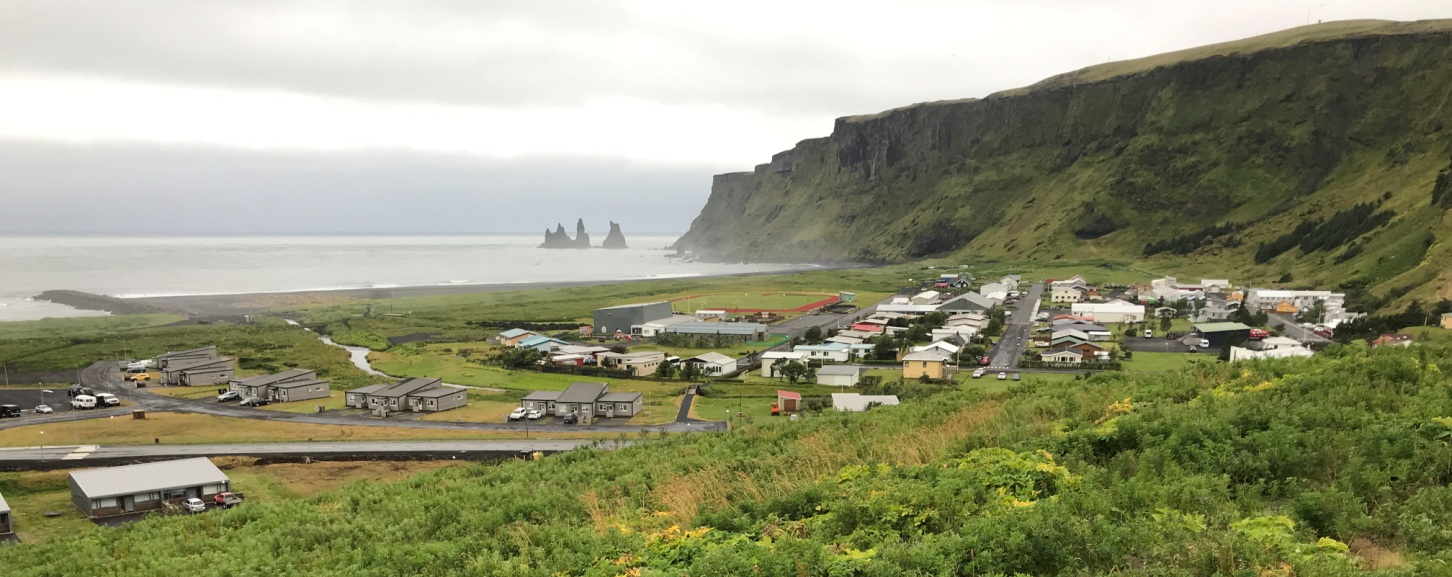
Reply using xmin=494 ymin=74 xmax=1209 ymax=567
xmin=1273 ymin=301 xmax=1299 ymax=314
xmin=902 ymin=350 xmax=952 ymax=380
xmin=1227 ymin=291 xmax=1244 ymax=302
xmin=1442 ymin=313 xmax=1452 ymax=330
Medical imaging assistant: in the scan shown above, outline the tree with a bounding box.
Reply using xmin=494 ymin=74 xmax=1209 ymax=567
xmin=1159 ymin=313 xmax=1173 ymax=334
xmin=804 ymin=325 xmax=824 ymax=344
xmin=778 ymin=360 xmax=809 ymax=384
xmin=654 ymin=361 xmax=677 ymax=379
xmin=680 ymin=362 xmax=700 ymax=381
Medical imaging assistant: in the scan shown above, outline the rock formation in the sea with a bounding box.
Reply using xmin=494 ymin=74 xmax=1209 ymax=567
xmin=539 ymin=219 xmax=599 ymax=248
xmin=573 ymin=218 xmax=592 ymax=249
xmin=602 ymin=221 xmax=629 ymax=249
xmin=538 ymin=223 xmax=575 ymax=248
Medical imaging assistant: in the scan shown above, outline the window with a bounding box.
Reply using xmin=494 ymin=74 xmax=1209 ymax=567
xmin=136 ymin=492 xmax=161 ymax=502
xmin=164 ymin=489 xmax=187 ymax=500
xmin=617 ymin=403 xmax=630 ymax=412
xmin=94 ymin=498 xmax=119 ymax=509
xmin=203 ymin=484 xmax=227 ymax=495
xmin=427 ymin=400 xmax=436 ymax=407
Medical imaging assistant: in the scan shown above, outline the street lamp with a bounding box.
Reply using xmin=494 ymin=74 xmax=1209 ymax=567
xmin=41 ymin=389 xmax=52 ymax=410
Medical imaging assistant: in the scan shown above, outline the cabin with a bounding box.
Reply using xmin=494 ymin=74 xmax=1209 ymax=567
xmin=69 ymin=458 xmax=231 ymax=519
xmin=684 ymin=352 xmax=737 ymax=376
xmin=595 ymin=351 xmax=666 ymax=376
xmin=163 ymin=356 xmax=236 ymax=387
xmin=761 ymin=351 xmax=808 ymax=378
xmin=776 ymin=390 xmax=801 ymax=413
xmin=816 ymin=365 xmax=865 ymax=387
xmin=230 ymin=368 xmax=329 ymax=403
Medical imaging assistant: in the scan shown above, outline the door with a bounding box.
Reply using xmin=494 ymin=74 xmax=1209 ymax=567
xmin=123 ymin=496 xmax=135 ymax=512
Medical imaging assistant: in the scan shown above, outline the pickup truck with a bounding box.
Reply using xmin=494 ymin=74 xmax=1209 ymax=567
xmin=213 ymin=492 xmax=244 ymax=508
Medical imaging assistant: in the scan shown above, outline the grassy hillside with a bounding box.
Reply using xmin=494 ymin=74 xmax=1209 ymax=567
xmin=4 ymin=342 xmax=1451 ymax=575
xmin=678 ymin=20 xmax=1452 ymax=308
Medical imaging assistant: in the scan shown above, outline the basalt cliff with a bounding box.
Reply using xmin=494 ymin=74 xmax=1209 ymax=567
xmin=539 ymin=218 xmax=629 ymax=249
xmin=676 ymin=20 xmax=1452 ymax=303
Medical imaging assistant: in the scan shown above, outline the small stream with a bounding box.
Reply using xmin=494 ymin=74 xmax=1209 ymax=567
xmin=319 ymin=335 xmax=389 ymax=376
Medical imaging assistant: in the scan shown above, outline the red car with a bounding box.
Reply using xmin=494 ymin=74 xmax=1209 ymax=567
xmin=213 ymin=492 xmax=243 ymax=508
xmin=978 ymin=355 xmax=991 ymax=366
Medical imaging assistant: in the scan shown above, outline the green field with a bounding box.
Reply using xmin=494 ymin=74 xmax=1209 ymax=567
xmin=0 ymin=314 xmax=186 ymax=340
xmin=1122 ymin=351 xmax=1210 ymax=372
xmin=668 ymin=292 xmax=832 ymax=312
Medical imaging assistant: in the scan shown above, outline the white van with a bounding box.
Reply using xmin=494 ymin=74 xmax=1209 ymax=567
xmin=1144 ymin=329 xmax=1153 ymax=338
xmin=95 ymin=393 xmax=121 ymax=407
xmin=71 ymin=395 xmax=97 ymax=409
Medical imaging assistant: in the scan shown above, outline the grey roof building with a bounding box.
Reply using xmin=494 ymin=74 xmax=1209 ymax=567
xmin=69 ymin=458 xmax=231 ymax=518
xmin=349 ymin=378 xmax=467 ymax=414
xmin=0 ymin=490 xmax=11 ymax=537
xmin=663 ymin=322 xmax=768 ymax=339
xmin=232 ymin=368 xmax=329 ymax=402
xmin=345 ymin=384 xmax=390 ymax=408
xmin=593 ymin=301 xmax=674 ymax=336
xmin=163 ymin=356 xmax=236 ymax=386
xmin=526 ymin=382 xmax=642 ymax=421
xmin=155 ymin=346 xmax=218 ymax=369
xmin=406 ymin=386 xmax=469 ymax=412
xmin=937 ymin=292 xmax=996 ymax=313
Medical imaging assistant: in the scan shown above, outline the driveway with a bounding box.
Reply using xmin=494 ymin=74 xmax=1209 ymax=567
xmin=1267 ymin=313 xmax=1329 ymax=344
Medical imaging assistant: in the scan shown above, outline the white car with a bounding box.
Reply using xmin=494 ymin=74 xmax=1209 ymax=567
xmin=183 ymin=498 xmax=207 ymax=513
xmin=1199 ymin=338 xmax=1211 ymax=348
xmin=526 ymin=409 xmax=544 ymax=420
xmin=34 ymin=404 xmax=53 ymax=414
xmin=997 ymin=372 xmax=1007 ymax=380
xmin=95 ymin=393 xmax=121 ymax=407
xmin=1144 ymin=330 xmax=1153 ymax=338
xmin=71 ymin=395 xmax=97 ymax=409
xmin=508 ymin=407 xmax=528 ymax=421
xmin=217 ymin=391 xmax=241 ymax=402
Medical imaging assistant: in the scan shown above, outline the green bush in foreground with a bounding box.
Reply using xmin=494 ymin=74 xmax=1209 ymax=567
xmin=3 ymin=343 xmax=1450 ymax=575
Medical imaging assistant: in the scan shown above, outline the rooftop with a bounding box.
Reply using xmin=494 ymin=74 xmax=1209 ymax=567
xmin=235 ymin=368 xmax=313 ymax=387
xmin=902 ymin=350 xmax=952 ymax=362
xmin=522 ymin=390 xmax=562 ymax=401
xmin=596 ymin=301 xmax=669 ymax=311
xmin=599 ymin=391 xmax=643 ymax=403
xmin=558 ymin=382 xmax=609 ymax=404
xmin=0 ymin=490 xmax=8 ymax=513
xmin=688 ymin=352 xmax=735 ymax=365
xmin=498 ymin=328 xmax=535 ymax=339
xmin=832 ymin=393 xmax=900 ymax=412
xmin=347 ymin=384 xmax=390 ymax=395
xmin=408 ymin=386 xmax=464 ymax=398
xmin=1194 ymin=322 xmax=1254 ymax=333
xmin=371 ymin=377 xmax=443 ymax=398
xmin=70 ymin=457 xmax=229 ymax=499
xmin=817 ymin=365 xmax=865 ymax=376
xmin=777 ymin=390 xmax=802 ymax=401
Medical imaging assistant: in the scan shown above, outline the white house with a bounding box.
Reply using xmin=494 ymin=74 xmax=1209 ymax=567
xmin=761 ymin=351 xmax=808 ymax=377
xmin=999 ymin=275 xmax=1022 ymax=290
xmin=1050 ymin=287 xmax=1084 ymax=303
xmin=910 ymin=290 xmax=941 ymax=305
xmin=1051 ymin=275 xmax=1088 ymax=289
xmin=1200 ymin=279 xmax=1232 ymax=292
xmin=685 ymin=352 xmax=738 ymax=376
xmin=1258 ymin=336 xmax=1304 ymax=350
xmin=979 ymin=282 xmax=1010 ymax=298
xmin=794 ymin=342 xmax=852 ymax=363
xmin=694 ymin=309 xmax=729 ymax=321
xmin=931 ymin=327 xmax=977 ymax=342
xmin=831 ymin=393 xmax=899 ymax=412
xmin=1244 ymin=289 xmax=1347 ymax=314
xmin=1041 ymin=348 xmax=1086 ymax=363
xmin=912 ymin=341 xmax=961 ymax=356
xmin=827 ymin=335 xmax=865 ymax=345
xmin=876 ymin=304 xmax=941 ymax=316
xmin=1071 ymin=301 xmax=1146 ymax=324
xmin=818 ymin=365 xmax=865 ymax=387
xmin=633 ymin=315 xmax=697 ymax=337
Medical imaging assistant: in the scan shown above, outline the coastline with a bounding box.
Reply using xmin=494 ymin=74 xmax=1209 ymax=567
xmin=35 ymin=263 xmax=870 ymax=318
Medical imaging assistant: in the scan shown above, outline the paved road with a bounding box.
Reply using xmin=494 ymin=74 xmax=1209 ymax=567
xmin=985 ymin=283 xmax=1042 ymax=370
xmin=1267 ymin=313 xmax=1329 ymax=344
xmin=0 ymin=361 xmax=727 ymax=434
xmin=0 ymin=440 xmax=601 ymax=463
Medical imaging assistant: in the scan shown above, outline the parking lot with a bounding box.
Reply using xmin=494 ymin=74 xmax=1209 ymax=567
xmin=1123 ymin=337 xmax=1200 ymax=353
xmin=0 ymin=389 xmax=76 ymax=414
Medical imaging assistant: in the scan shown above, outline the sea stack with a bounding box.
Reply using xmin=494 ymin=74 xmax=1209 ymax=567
xmin=538 ymin=223 xmax=575 ymax=248
xmin=573 ymin=218 xmax=592 ymax=249
xmin=602 ymin=221 xmax=629 ymax=249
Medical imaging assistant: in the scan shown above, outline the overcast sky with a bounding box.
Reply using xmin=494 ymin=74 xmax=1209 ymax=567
xmin=2 ymin=0 xmax=1447 ymax=234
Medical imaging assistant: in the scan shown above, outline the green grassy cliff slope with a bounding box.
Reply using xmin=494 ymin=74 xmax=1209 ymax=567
xmin=678 ymin=20 xmax=1452 ymax=304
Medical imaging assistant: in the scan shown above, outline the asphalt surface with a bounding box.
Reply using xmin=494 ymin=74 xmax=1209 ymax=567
xmin=985 ymin=283 xmax=1042 ymax=370
xmin=0 ymin=440 xmax=597 ymax=461
xmin=0 ymin=361 xmax=727 ymax=434
xmin=1267 ymin=313 xmax=1329 ymax=344
xmin=0 ymin=389 xmax=74 ymax=414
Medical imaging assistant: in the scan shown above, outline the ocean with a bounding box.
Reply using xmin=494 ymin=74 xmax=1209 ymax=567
xmin=0 ymin=234 xmax=809 ymax=322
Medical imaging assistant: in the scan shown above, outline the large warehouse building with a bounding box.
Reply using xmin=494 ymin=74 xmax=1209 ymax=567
xmin=592 ymin=302 xmax=674 ymax=336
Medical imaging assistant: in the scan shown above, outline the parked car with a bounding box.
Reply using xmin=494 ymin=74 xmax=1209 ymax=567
xmin=34 ymin=404 xmax=53 ymax=414
xmin=183 ymin=498 xmax=207 ymax=513
xmin=997 ymin=372 xmax=1007 ymax=381
xmin=1199 ymin=338 xmax=1211 ymax=348
xmin=96 ymin=393 xmax=121 ymax=407
xmin=978 ymin=356 xmax=991 ymax=366
xmin=71 ymin=395 xmax=97 ymax=409
xmin=972 ymin=369 xmax=985 ymax=379
xmin=526 ymin=409 xmax=544 ymax=420
xmin=239 ymin=397 xmax=270 ymax=407
xmin=217 ymin=391 xmax=241 ymax=402
xmin=213 ymin=492 xmax=243 ymax=508
xmin=562 ymin=413 xmax=579 ymax=424
xmin=67 ymin=384 xmax=93 ymax=397
xmin=128 ymin=373 xmax=152 ymax=382
xmin=0 ymin=405 xmax=21 ymax=418
xmin=1012 ymin=373 xmax=1020 ymax=381
xmin=508 ymin=407 xmax=527 ymax=421
xmin=1144 ymin=329 xmax=1153 ymax=338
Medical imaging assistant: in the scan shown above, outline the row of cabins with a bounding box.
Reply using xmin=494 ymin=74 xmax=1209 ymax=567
xmin=156 ymin=346 xmax=236 ymax=387
xmin=345 ymin=377 xmax=468 ymax=413
xmin=521 ymin=381 xmax=644 ymax=421
xmin=230 ymin=368 xmax=330 ymax=403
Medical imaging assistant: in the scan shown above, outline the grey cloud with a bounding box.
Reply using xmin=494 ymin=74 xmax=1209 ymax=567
xmin=0 ymin=140 xmax=713 ymax=234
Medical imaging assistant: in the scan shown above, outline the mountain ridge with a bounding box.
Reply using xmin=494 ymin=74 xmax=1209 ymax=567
xmin=677 ymin=19 xmax=1452 ymax=306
